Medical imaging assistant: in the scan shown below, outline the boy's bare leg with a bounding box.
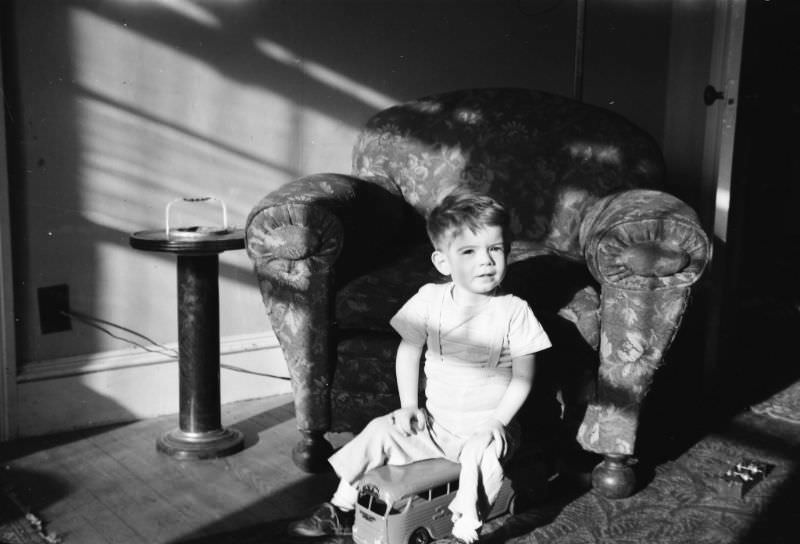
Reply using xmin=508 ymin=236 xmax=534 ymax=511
xmin=449 ymin=442 xmax=484 ymax=543
xmin=451 ymin=467 xmax=482 ymax=542
xmin=450 ymin=437 xmax=508 ymax=543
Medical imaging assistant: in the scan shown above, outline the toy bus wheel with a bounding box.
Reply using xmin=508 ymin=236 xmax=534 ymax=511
xmin=409 ymin=527 xmax=431 ymax=544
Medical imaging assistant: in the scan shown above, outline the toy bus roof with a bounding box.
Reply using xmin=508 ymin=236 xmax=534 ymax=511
xmin=357 ymin=458 xmax=461 ymax=503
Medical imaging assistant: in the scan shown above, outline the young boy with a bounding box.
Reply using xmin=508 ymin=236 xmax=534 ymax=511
xmin=288 ymin=189 xmax=551 ymax=543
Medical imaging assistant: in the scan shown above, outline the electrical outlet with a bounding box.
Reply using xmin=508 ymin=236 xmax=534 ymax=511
xmin=38 ymin=284 xmax=72 ymax=334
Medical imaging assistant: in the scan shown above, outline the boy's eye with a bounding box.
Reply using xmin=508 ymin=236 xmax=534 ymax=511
xmin=490 ymin=246 xmax=504 ymax=253
xmin=460 ymin=249 xmax=474 ymax=255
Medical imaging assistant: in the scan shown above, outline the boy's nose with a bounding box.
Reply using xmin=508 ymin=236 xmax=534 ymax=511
xmin=480 ymin=248 xmax=495 ymax=264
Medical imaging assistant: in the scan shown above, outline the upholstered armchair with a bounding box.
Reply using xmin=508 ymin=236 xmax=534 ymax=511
xmin=245 ymin=88 xmax=710 ymax=498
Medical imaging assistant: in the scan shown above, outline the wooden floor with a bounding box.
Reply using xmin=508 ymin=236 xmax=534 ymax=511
xmin=0 ymin=394 xmax=352 ymax=544
xmin=3 ymin=390 xmax=799 ymax=544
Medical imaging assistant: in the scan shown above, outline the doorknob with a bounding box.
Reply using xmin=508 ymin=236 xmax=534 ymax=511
xmin=704 ymin=85 xmax=725 ymax=106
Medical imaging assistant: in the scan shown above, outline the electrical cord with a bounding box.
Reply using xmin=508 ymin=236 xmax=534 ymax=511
xmin=63 ymin=309 xmax=179 ymax=358
xmin=60 ymin=309 xmax=291 ymax=381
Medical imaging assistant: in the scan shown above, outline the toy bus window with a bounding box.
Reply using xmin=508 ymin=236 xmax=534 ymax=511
xmin=449 ymin=479 xmax=459 ymax=492
xmin=357 ymin=492 xmax=371 ymax=510
xmin=417 ymin=489 xmax=431 ymax=501
xmin=357 ymin=486 xmax=389 ymax=516
xmin=431 ymin=484 xmax=449 ymax=499
xmin=370 ymin=496 xmax=389 ymax=516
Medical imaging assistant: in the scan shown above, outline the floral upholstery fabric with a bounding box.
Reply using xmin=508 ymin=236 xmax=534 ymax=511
xmin=577 ymin=286 xmax=692 ymax=454
xmin=352 ymin=88 xmax=665 ymax=259
xmin=580 ymin=189 xmax=710 ymax=290
xmin=245 ymin=88 xmax=711 ymax=458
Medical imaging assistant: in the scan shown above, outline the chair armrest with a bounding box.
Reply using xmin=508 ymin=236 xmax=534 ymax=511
xmin=576 ymin=189 xmax=711 ymax=457
xmin=246 ymin=173 xmax=407 ymax=276
xmin=245 ymin=173 xmax=408 ymax=436
xmin=579 ymin=189 xmax=711 ymax=290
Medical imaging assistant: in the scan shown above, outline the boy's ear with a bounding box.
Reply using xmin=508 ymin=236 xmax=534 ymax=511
xmin=431 ymin=250 xmax=451 ymax=276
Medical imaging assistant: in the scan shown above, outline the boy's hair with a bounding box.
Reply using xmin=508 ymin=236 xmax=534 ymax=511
xmin=426 ymin=189 xmax=510 ymax=250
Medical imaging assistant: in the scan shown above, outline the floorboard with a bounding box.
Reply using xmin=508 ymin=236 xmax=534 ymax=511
xmin=0 ymin=393 xmax=339 ymax=544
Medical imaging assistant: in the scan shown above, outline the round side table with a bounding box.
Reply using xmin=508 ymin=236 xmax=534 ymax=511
xmin=130 ymin=227 xmax=246 ymax=459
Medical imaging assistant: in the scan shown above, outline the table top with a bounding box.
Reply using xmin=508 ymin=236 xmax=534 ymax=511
xmin=130 ymin=228 xmax=245 ymax=254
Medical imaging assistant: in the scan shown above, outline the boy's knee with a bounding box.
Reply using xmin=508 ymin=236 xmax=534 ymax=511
xmin=359 ymin=414 xmax=396 ymax=442
xmin=460 ymin=442 xmax=504 ymax=480
xmin=364 ymin=413 xmax=393 ymax=430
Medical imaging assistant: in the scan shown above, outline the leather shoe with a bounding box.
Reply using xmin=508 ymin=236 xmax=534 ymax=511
xmin=287 ymin=502 xmax=354 ymax=537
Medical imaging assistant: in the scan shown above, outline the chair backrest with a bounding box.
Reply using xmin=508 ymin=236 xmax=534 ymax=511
xmin=351 ymin=88 xmax=665 ymax=259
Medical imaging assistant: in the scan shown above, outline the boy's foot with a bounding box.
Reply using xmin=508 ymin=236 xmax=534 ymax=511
xmin=287 ymin=502 xmax=354 ymax=537
xmin=451 ymin=514 xmax=481 ymax=544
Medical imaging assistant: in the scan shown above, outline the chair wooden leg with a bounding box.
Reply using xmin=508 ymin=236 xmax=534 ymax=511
xmin=591 ymin=454 xmax=636 ymax=499
xmin=292 ymin=430 xmax=334 ymax=473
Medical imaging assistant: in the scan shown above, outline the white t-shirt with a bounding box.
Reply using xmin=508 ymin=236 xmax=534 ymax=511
xmin=390 ymin=282 xmax=551 ymax=436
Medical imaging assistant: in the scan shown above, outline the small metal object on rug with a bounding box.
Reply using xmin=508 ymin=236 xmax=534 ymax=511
xmin=717 ymin=458 xmax=773 ymax=499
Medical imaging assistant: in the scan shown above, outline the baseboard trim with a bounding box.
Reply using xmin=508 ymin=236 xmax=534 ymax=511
xmin=15 ymin=331 xmax=292 ymax=438
xmin=17 ymin=331 xmax=283 ymax=383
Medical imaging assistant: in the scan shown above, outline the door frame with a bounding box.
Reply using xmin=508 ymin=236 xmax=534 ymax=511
xmin=0 ymin=31 xmax=17 ymax=442
xmin=702 ymin=0 xmax=748 ymax=244
xmin=700 ymin=0 xmax=748 ymax=398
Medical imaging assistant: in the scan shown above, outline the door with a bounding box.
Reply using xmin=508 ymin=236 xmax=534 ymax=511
xmin=703 ymin=0 xmax=800 ymax=415
xmin=659 ymin=0 xmax=747 ymax=427
xmin=699 ymin=0 xmax=748 ymax=411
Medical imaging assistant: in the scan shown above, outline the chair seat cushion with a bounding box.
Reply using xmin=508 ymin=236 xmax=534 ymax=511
xmin=335 ymin=243 xmax=442 ymax=333
xmin=332 ymin=244 xmax=439 ymax=400
xmin=333 ymin=332 xmax=400 ymax=395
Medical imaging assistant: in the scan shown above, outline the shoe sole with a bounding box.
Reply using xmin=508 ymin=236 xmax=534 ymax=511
xmin=287 ymin=524 xmax=352 ymax=537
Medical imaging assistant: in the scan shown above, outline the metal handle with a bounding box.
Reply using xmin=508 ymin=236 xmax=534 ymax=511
xmin=165 ymin=196 xmax=228 ymax=237
xmin=704 ymin=84 xmax=725 ymax=106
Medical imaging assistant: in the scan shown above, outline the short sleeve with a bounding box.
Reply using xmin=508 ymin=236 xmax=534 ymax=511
xmin=507 ymin=298 xmax=552 ymax=359
xmin=389 ymin=283 xmax=439 ymax=347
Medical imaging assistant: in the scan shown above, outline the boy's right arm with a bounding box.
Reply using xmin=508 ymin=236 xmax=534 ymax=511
xmin=393 ymin=339 xmax=426 ymax=435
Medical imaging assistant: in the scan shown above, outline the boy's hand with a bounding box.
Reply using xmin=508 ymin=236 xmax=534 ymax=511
xmin=470 ymin=418 xmax=507 ymax=459
xmin=391 ymin=407 xmax=427 ymax=436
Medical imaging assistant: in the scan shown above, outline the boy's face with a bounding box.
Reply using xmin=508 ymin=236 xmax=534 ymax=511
xmin=431 ymin=225 xmax=507 ymax=302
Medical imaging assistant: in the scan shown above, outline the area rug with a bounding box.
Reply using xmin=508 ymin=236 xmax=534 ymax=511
xmin=751 ymin=379 xmax=800 ymax=424
xmin=176 ymin=412 xmax=800 ymax=544
xmin=0 ymin=486 xmax=61 ymax=544
xmin=479 ymin=411 xmax=800 ymax=544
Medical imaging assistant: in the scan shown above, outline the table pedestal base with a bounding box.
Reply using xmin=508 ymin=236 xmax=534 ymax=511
xmin=157 ymin=427 xmax=244 ymax=460
xmin=129 ymin=229 xmax=247 ymax=461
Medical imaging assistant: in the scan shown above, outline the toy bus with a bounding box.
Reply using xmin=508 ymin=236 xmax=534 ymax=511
xmin=352 ymin=457 xmax=515 ymax=544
